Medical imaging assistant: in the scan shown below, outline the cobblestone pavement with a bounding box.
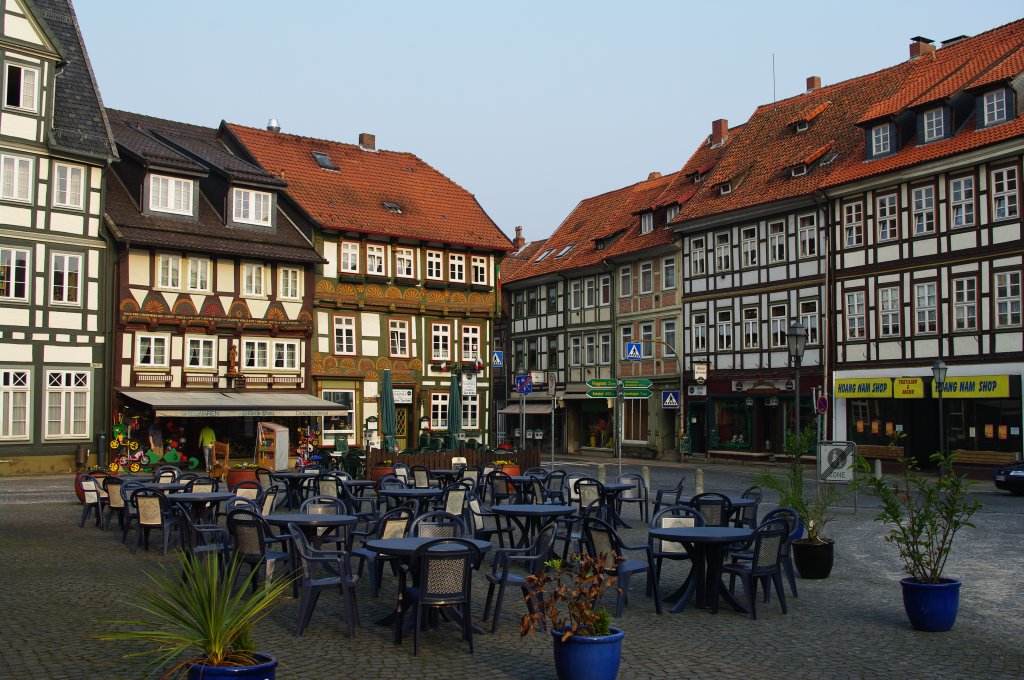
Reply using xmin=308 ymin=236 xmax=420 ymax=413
xmin=2 ymin=458 xmax=1022 ymax=679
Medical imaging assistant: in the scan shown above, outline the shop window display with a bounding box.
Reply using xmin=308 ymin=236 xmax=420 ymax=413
xmin=712 ymin=399 xmax=751 ymax=449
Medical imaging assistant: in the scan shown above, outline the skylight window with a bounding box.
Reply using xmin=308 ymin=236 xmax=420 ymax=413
xmin=382 ymin=201 xmax=403 ymax=214
xmin=312 ymin=151 xmax=337 ymax=170
xmin=535 ymin=248 xmax=554 ymax=263
xmin=555 ymin=244 xmax=575 ymax=258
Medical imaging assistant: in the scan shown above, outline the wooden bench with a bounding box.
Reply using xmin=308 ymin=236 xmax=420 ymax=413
xmin=950 ymin=449 xmax=1018 ymax=466
xmin=856 ymin=444 xmax=904 ymax=461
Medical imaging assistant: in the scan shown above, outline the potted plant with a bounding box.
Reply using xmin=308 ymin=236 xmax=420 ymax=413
xmin=225 ymin=461 xmax=259 ymax=489
xmin=521 ymin=553 xmax=624 ymax=680
xmin=492 ymin=458 xmax=521 ymax=477
xmin=856 ymin=450 xmax=981 ymax=632
xmin=103 ymin=550 xmax=290 ymax=678
xmin=753 ymin=426 xmax=842 ymax=579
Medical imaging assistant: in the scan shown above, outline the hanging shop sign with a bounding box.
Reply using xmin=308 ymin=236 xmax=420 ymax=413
xmin=893 ymin=377 xmax=924 ymax=399
xmin=834 ymin=378 xmax=892 ymax=398
xmin=393 ymin=389 xmax=413 ymax=404
xmin=932 ymin=375 xmax=1010 ymax=398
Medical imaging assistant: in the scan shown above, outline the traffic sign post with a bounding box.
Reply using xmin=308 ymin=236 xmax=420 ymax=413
xmin=491 ymin=350 xmax=503 ymax=368
xmin=625 ymin=342 xmax=642 ymax=361
xmin=621 ymin=378 xmax=652 ymax=388
xmin=662 ymin=390 xmax=680 ymax=408
xmin=818 ymin=441 xmax=856 ymax=484
xmin=586 ymin=378 xmax=617 ymax=388
xmin=586 ymin=389 xmax=617 ymax=399
xmin=622 ymin=389 xmax=652 ymax=399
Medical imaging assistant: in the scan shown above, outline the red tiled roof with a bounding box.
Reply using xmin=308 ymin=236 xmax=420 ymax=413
xmin=788 ymin=100 xmax=831 ymax=126
xmin=501 ymin=239 xmax=548 ymax=280
xmin=224 ymin=123 xmax=513 ymax=252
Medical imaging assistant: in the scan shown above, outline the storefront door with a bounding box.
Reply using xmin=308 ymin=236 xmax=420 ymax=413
xmin=396 ymin=406 xmax=410 ymax=451
xmin=688 ymin=403 xmax=707 ymax=453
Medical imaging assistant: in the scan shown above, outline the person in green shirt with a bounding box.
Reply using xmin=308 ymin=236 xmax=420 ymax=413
xmin=198 ymin=425 xmax=216 ymax=471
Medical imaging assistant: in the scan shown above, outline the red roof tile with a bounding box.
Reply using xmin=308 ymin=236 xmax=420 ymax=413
xmin=224 ymin=123 xmax=513 ymax=252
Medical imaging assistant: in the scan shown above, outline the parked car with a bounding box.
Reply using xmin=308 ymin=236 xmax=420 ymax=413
xmin=993 ymin=461 xmax=1024 ymax=495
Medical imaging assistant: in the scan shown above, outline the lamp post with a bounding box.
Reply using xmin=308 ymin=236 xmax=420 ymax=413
xmin=787 ymin=321 xmax=807 ymax=435
xmin=516 ymin=367 xmax=527 ymax=452
xmin=932 ymin=359 xmax=948 ymax=474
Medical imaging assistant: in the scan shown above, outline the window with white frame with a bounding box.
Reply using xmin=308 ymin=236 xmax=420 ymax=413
xmin=715 ymin=233 xmax=731 ymax=271
xmin=388 ymin=319 xmax=409 ymax=357
xmin=242 ymin=263 xmax=265 ymax=297
xmin=798 ymin=214 xmax=817 ymax=257
xmin=462 ymin=325 xmax=480 ymax=361
xmin=426 ymin=251 xmax=443 ymax=280
xmin=912 ymin=186 xmax=935 ymax=235
xmin=333 ymin=316 xmax=356 ymax=355
xmin=879 ymin=287 xmax=900 ymax=336
xmin=0 ymin=246 xmax=28 ymax=301
xmin=272 ymin=341 xmax=298 ymax=370
xmin=548 ymin=336 xmax=559 ymax=369
xmin=366 ymin=244 xmax=386 ymax=276
xmin=242 ymin=340 xmax=269 ymax=369
xmin=50 ymin=253 xmax=81 ymax=305
xmin=448 ymin=254 xmax=465 ymax=282
xmin=45 ymin=371 xmax=88 ymax=438
xmin=513 ymin=293 xmax=524 ymax=319
xmin=514 ymin=340 xmax=524 ymax=370
xmin=322 ymin=390 xmax=355 ymax=446
xmin=915 ymin=282 xmax=937 ymax=334
xmin=995 ymin=271 xmax=1021 ymax=327
xmin=690 ymin=237 xmax=706 ymax=276
xmin=584 ymin=278 xmax=596 ymax=307
xmin=340 ymin=242 xmax=360 ymax=274
xmin=845 ymin=291 xmax=865 ymax=339
xmin=953 ymin=278 xmax=976 ymax=330
xmin=570 ymin=280 xmax=582 ymax=309
xmin=716 ymin=309 xmax=733 ymax=351
xmin=570 ymin=336 xmax=582 ymax=366
xmin=950 ymin=176 xmax=975 ymax=227
xmin=922 ymin=108 xmax=945 ymax=142
xmin=663 ymin=257 xmax=676 ymax=290
xmin=692 ymin=313 xmax=707 ymax=352
xmin=5 ymin=63 xmax=38 ymax=111
xmin=876 ymin=193 xmax=898 ymax=241
xmin=528 ymin=288 xmax=540 ymax=318
xmin=157 ymin=254 xmax=181 ymax=290
xmin=768 ymin=221 xmax=786 ymax=262
xmin=770 ymin=304 xmax=787 ymax=347
xmin=186 ymin=337 xmax=216 ymax=369
xmin=992 ymin=167 xmax=1019 ymax=220
xmin=640 ymin=212 xmax=654 ymax=235
xmin=640 ymin=322 xmax=654 ymax=357
xmin=844 ymin=201 xmax=863 ymax=247
xmin=639 ymin=261 xmax=653 ymax=294
xmin=666 ymin=205 xmax=679 ymax=222
xmin=619 ymin=266 xmax=632 ymax=297
xmin=741 ymin=226 xmax=758 ymax=268
xmin=800 ymin=299 xmax=819 ymax=344
xmin=232 ymin=187 xmax=272 ymax=226
xmin=431 ymin=393 xmax=449 ymax=429
xmin=0 ymin=369 xmax=29 ymax=439
xmin=599 ymin=333 xmax=611 ymax=364
xmin=149 ymin=174 xmax=192 ymax=215
xmin=471 ymin=256 xmax=487 ymax=285
xmin=431 ymin=322 xmax=451 ymax=360
xmin=53 ymin=163 xmax=84 ymax=209
xmin=584 ymin=335 xmax=596 ymax=365
xmin=871 ymin=124 xmax=891 ymax=156
xmin=187 ymin=257 xmax=211 ymax=292
xmin=278 ymin=267 xmax=300 ymax=300
xmin=598 ymin=276 xmax=610 ymax=305
xmin=662 ymin=320 xmax=677 ymax=356
xmin=983 ymin=89 xmax=1008 ymax=126
xmin=742 ymin=308 xmax=759 ymax=349
xmin=395 ymin=248 xmax=415 ymax=278
xmin=1 ymin=154 xmax=31 ymax=202
xmin=619 ymin=325 xmax=631 ymax=359
xmin=462 ymin=395 xmax=478 ymax=429
xmin=136 ymin=334 xmax=168 ymax=367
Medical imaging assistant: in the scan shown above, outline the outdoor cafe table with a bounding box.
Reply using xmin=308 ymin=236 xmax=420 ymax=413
xmin=429 ymin=469 xmax=460 ymax=485
xmin=378 ymin=487 xmax=443 ymax=514
xmin=489 ymin=503 xmax=576 ymax=548
xmin=600 ymin=481 xmax=634 ymax=528
xmin=678 ymin=496 xmax=758 ymax=523
xmin=168 ymin=491 xmax=234 ymax=523
xmin=647 ymin=525 xmax=752 ymax=614
xmin=343 ymin=479 xmax=375 ymax=496
xmin=141 ymin=481 xmax=188 ymax=493
xmin=265 ymin=512 xmax=358 ymax=597
xmin=271 ymin=470 xmax=320 ymax=509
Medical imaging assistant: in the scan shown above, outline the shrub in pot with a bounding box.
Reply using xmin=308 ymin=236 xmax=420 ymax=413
xmin=856 ymin=450 xmax=980 ymax=632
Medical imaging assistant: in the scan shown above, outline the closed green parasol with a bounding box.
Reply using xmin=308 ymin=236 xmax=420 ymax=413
xmin=380 ymin=369 xmax=398 ymax=454
xmin=446 ymin=372 xmax=462 ymax=449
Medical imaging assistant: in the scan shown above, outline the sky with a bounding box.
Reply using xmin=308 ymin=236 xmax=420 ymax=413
xmin=74 ymin=1 xmax=1022 ymax=244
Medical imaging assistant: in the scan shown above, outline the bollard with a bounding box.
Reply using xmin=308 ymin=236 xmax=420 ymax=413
xmin=874 ymin=458 xmax=882 ymax=480
xmin=596 ymin=463 xmax=606 ymax=484
xmin=641 ymin=465 xmax=650 ymax=492
xmin=695 ymin=468 xmax=704 ymax=495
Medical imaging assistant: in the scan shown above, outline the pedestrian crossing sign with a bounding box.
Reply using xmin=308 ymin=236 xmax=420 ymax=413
xmin=662 ymin=390 xmax=680 ymax=409
xmin=626 ymin=342 xmax=642 ymax=360
xmin=491 ymin=350 xmax=503 ymax=367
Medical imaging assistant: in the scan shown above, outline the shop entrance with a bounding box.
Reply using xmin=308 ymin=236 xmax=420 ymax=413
xmin=396 ymin=406 xmax=410 ymax=450
xmin=688 ymin=402 xmax=708 ymax=453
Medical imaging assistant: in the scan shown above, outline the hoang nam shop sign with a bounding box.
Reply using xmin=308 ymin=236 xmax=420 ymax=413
xmin=932 ymin=375 xmax=1010 ymax=398
xmin=836 ymin=375 xmax=1010 ymax=399
xmin=835 ymin=378 xmax=892 ymax=398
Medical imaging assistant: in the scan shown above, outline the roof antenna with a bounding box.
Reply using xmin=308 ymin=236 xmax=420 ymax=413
xmin=772 ymin=53 xmax=776 ymax=103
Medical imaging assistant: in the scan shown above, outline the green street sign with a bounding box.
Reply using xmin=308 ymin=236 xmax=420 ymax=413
xmin=621 ymin=379 xmax=652 ymax=388
xmin=586 ymin=379 xmax=618 ymax=388
xmin=586 ymin=389 xmax=617 ymax=398
xmin=623 ymin=389 xmax=653 ymax=399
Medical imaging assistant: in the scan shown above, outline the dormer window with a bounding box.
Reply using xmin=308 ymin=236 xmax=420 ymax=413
xmin=640 ymin=212 xmax=654 ymax=235
xmin=718 ymin=182 xmax=732 ymax=196
xmin=232 ymin=187 xmax=272 ymax=226
xmin=922 ymin=108 xmax=945 ymax=143
xmin=692 ymin=171 xmax=704 ymax=183
xmin=869 ymin=123 xmax=893 ymax=159
xmin=149 ymin=174 xmax=194 ymax=216
xmin=795 ymin=121 xmax=809 ymax=133
xmin=666 ymin=205 xmax=679 ymax=222
xmin=791 ymin=164 xmax=807 ymax=177
xmin=982 ymin=89 xmax=1009 ymax=127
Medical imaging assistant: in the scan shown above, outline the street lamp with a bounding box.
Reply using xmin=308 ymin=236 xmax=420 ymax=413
xmin=787 ymin=321 xmax=807 ymax=435
xmin=932 ymin=359 xmax=948 ymax=472
xmin=516 ymin=367 xmax=528 ymax=452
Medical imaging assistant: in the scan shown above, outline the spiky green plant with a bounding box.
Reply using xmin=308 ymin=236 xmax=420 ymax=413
xmin=102 ymin=550 xmax=291 ymax=678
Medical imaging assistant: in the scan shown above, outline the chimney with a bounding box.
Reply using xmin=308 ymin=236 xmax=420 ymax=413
xmin=647 ymin=171 xmax=662 ymax=181
xmin=909 ymin=36 xmax=936 ymax=59
xmin=806 ymin=76 xmax=821 ymax=92
xmin=512 ymin=225 xmax=526 ymax=249
xmin=710 ymin=118 xmax=729 ymax=147
xmin=358 ymin=133 xmax=376 ymax=151
xmin=266 ymin=118 xmax=280 ymax=133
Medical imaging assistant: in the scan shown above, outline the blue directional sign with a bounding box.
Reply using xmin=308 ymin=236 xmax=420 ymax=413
xmin=662 ymin=390 xmax=680 ymax=409
xmin=514 ymin=375 xmax=533 ymax=394
xmin=491 ymin=350 xmax=504 ymax=368
xmin=626 ymin=342 xmax=642 ymax=361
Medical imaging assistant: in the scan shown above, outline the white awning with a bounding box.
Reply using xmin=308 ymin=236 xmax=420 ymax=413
xmin=118 ymin=390 xmax=349 ymax=418
xmin=498 ymin=403 xmax=554 ymax=415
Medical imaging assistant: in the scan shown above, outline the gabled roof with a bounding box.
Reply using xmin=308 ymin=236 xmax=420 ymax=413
xmin=501 ymin=239 xmax=548 ymax=280
xmin=224 ymin=123 xmax=513 ymax=252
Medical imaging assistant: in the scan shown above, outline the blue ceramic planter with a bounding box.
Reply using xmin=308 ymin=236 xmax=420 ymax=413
xmin=187 ymin=653 xmax=277 ymax=679
xmin=900 ymin=577 xmax=961 ymax=632
xmin=551 ymin=627 xmax=624 ymax=680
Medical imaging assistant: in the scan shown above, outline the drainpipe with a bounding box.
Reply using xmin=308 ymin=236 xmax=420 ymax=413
xmin=812 ymin=190 xmax=832 ymax=442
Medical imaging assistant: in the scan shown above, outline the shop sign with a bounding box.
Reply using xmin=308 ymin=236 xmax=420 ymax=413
xmin=893 ymin=377 xmax=924 ymax=399
xmin=687 ymin=385 xmax=707 ymax=397
xmin=461 ymin=374 xmax=477 ymax=396
xmin=393 ymin=389 xmax=413 ymax=404
xmin=531 ymin=370 xmax=546 ymax=385
xmin=932 ymin=375 xmax=1009 ymax=398
xmin=693 ymin=361 xmax=708 ymax=384
xmin=834 ymin=378 xmax=892 ymax=398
